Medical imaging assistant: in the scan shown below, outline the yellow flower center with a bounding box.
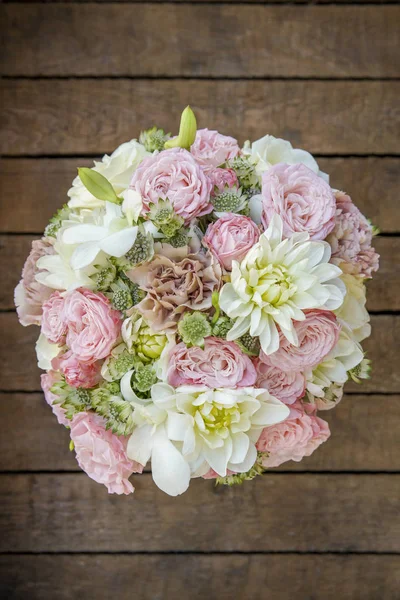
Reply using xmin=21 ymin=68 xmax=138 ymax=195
xmin=249 ymin=264 xmax=297 ymax=307
xmin=195 ymin=402 xmax=240 ymax=439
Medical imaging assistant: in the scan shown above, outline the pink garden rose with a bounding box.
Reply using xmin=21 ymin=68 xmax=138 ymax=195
xmin=167 ymin=337 xmax=257 ymax=388
xmin=15 ymin=238 xmax=55 ymax=327
xmin=203 ymin=213 xmax=260 ymax=271
xmin=327 ymin=191 xmax=379 ymax=278
xmin=207 ymin=167 xmax=238 ymax=195
xmin=261 ymin=309 xmax=340 ymax=372
xmin=41 ymin=371 xmax=69 ymax=426
xmin=256 ymin=403 xmax=330 ymax=467
xmin=41 ymin=291 xmax=68 ymax=344
xmin=190 ymin=128 xmax=240 ymax=169
xmin=261 ymin=163 xmax=336 ymax=240
xmin=255 ymin=359 xmax=305 ymax=405
xmin=70 ymin=412 xmax=142 ymax=495
xmin=52 ymin=351 xmax=102 ymax=389
xmin=130 ymin=148 xmax=212 ymax=223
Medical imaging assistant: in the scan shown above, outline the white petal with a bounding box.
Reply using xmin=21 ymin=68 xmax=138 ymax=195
xmin=252 ymin=397 xmax=290 ymax=426
xmin=219 ymin=283 xmax=239 ymax=313
xmin=229 ymin=432 xmax=250 ymax=465
xmin=70 ymin=242 xmax=100 ymax=270
xmin=203 ymin=437 xmax=233 ymax=477
xmin=248 ymin=194 xmax=263 ymax=225
xmin=226 ymin=315 xmax=251 ymax=340
xmin=259 ymin=317 xmax=279 ymax=355
xmin=228 ymin=443 xmax=257 ymax=474
xmin=127 ymin=425 xmax=153 ymax=466
xmin=151 ymin=427 xmax=191 ymax=496
xmin=264 ymin=213 xmax=283 ymax=247
xmin=35 ymin=333 xmax=60 ymax=370
xmin=98 ymin=227 xmax=138 ymax=257
xmin=167 ymin=412 xmax=192 ymax=442
xmin=63 ymin=224 xmax=107 ymax=244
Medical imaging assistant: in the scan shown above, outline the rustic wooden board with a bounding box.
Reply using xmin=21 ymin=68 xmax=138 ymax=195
xmin=0 ymin=312 xmax=398 ymax=392
xmin=1 ymin=234 xmax=396 ymax=311
xmin=2 ymin=80 xmax=399 ymax=155
xmin=0 ymin=473 xmax=399 ymax=552
xmin=1 ymin=392 xmax=399 ymax=473
xmin=1 ymin=157 xmax=399 ymax=233
xmin=1 ymin=554 xmax=400 ymax=600
xmin=3 ymin=5 xmax=399 ymax=78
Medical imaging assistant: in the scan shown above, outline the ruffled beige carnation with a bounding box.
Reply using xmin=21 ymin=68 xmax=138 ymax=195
xmin=128 ymin=245 xmax=221 ymax=333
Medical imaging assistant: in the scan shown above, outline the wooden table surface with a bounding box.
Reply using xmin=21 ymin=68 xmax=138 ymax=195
xmin=1 ymin=2 xmax=399 ymax=598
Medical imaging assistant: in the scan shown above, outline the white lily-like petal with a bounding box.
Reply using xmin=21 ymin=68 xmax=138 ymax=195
xmin=35 ymin=333 xmax=60 ymax=370
xmin=228 ymin=443 xmax=257 ymax=474
xmin=127 ymin=424 xmax=154 ymax=467
xmin=229 ymin=432 xmax=250 ymax=465
xmin=151 ymin=427 xmax=191 ymax=497
xmin=63 ymin=224 xmax=108 ymax=244
xmin=70 ymin=242 xmax=100 ymax=270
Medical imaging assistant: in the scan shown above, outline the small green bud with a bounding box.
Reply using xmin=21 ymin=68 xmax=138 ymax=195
xmin=212 ymin=186 xmax=248 ymax=214
xmin=132 ymin=364 xmax=158 ymax=394
xmin=78 ymin=168 xmax=121 ymax=205
xmin=212 ymin=316 xmax=233 ymax=339
xmin=228 ymin=155 xmax=259 ymax=191
xmin=90 ymin=263 xmax=117 ymax=292
xmin=164 ymin=106 xmax=197 ymax=150
xmin=123 ymin=230 xmax=154 ymax=266
xmin=178 ymin=312 xmax=212 ymax=347
xmin=140 ymin=127 xmax=170 ymax=152
xmin=69 ymin=440 xmax=75 ymax=452
xmin=237 ymin=333 xmax=261 ymax=357
xmin=216 ymin=453 xmax=267 ymax=486
xmin=44 ymin=204 xmax=71 ymax=238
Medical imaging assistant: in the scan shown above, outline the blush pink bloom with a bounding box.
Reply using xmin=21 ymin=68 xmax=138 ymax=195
xmin=62 ymin=288 xmax=121 ymax=363
xmin=261 ymin=163 xmax=336 ymax=240
xmin=52 ymin=351 xmax=102 ymax=389
xmin=261 ymin=310 xmax=340 ymax=372
xmin=256 ymin=403 xmax=330 ymax=467
xmin=190 ymin=129 xmax=240 ymax=169
xmin=327 ymin=191 xmax=379 ymax=278
xmin=207 ymin=167 xmax=238 ymax=195
xmin=41 ymin=371 xmax=69 ymax=426
xmin=167 ymin=337 xmax=257 ymax=388
xmin=203 ymin=213 xmax=260 ymax=271
xmin=41 ymin=291 xmax=67 ymax=345
xmin=70 ymin=412 xmax=142 ymax=495
xmin=15 ymin=238 xmax=55 ymax=327
xmin=130 ymin=148 xmax=212 ymax=223
xmin=255 ymin=359 xmax=305 ymax=405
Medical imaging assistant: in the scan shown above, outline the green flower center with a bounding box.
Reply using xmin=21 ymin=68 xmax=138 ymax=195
xmin=196 ymin=402 xmax=240 ymax=439
xmin=250 ymin=263 xmax=297 ymax=307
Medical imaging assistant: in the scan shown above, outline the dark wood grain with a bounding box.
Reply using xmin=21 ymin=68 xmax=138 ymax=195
xmin=2 ymin=554 xmax=400 ymax=600
xmin=2 ymin=5 xmax=399 ymax=77
xmin=0 ymin=473 xmax=399 ymax=552
xmin=1 ymin=392 xmax=399 ymax=473
xmin=2 ymin=80 xmax=399 ymax=155
xmin=0 ymin=313 xmax=397 ymax=392
xmin=1 ymin=157 xmax=399 ymax=233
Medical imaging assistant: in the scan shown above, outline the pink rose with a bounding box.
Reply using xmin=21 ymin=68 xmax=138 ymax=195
xmin=261 ymin=310 xmax=340 ymax=372
xmin=41 ymin=291 xmax=67 ymax=345
xmin=63 ymin=288 xmax=121 ymax=363
xmin=15 ymin=238 xmax=55 ymax=326
xmin=190 ymin=128 xmax=240 ymax=169
xmin=70 ymin=412 xmax=142 ymax=495
xmin=167 ymin=337 xmax=257 ymax=388
xmin=207 ymin=167 xmax=238 ymax=195
xmin=256 ymin=403 xmax=330 ymax=467
xmin=41 ymin=371 xmax=69 ymax=426
xmin=261 ymin=163 xmax=336 ymax=240
xmin=52 ymin=351 xmax=102 ymax=389
xmin=255 ymin=359 xmax=305 ymax=405
xmin=203 ymin=213 xmax=260 ymax=271
xmin=130 ymin=148 xmax=212 ymax=223
xmin=327 ymin=191 xmax=379 ymax=278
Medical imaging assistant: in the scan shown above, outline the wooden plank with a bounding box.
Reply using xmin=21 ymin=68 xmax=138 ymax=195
xmin=1 ymin=235 xmax=396 ymax=311
xmin=1 ymin=392 xmax=399 ymax=473
xmin=1 ymin=158 xmax=399 ymax=233
xmin=0 ymin=313 xmax=398 ymax=392
xmin=2 ymin=5 xmax=399 ymax=78
xmin=0 ymin=473 xmax=399 ymax=551
xmin=1 ymin=554 xmax=399 ymax=600
xmin=1 ymin=80 xmax=399 ymax=155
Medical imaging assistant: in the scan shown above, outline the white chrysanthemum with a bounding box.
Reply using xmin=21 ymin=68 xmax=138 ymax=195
xmin=68 ymin=140 xmax=150 ymax=210
xmin=219 ymin=214 xmax=345 ymax=355
xmin=123 ymin=382 xmax=289 ymax=496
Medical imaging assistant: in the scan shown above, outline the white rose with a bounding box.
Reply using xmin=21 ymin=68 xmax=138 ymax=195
xmin=244 ymin=134 xmax=328 ymax=184
xmin=68 ymin=140 xmax=150 ymax=209
xmin=335 ymin=273 xmax=370 ymax=342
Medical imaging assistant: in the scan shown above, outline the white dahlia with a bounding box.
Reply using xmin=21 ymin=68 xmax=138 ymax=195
xmin=219 ymin=214 xmax=345 ymax=355
xmin=123 ymin=382 xmax=289 ymax=496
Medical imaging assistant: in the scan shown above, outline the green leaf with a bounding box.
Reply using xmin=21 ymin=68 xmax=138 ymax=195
xmin=164 ymin=106 xmax=197 ymax=150
xmin=77 ymin=168 xmax=121 ymax=204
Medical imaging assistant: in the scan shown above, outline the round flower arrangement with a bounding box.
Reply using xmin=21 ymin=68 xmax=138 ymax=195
xmin=15 ymin=107 xmax=379 ymax=497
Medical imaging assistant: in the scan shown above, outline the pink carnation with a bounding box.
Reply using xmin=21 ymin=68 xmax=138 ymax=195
xmin=327 ymin=191 xmax=379 ymax=278
xmin=52 ymin=351 xmax=102 ymax=389
xmin=130 ymin=148 xmax=212 ymax=223
xmin=41 ymin=291 xmax=67 ymax=344
xmin=70 ymin=412 xmax=142 ymax=495
xmin=256 ymin=403 xmax=330 ymax=467
xmin=261 ymin=310 xmax=340 ymax=372
xmin=255 ymin=359 xmax=305 ymax=405
xmin=15 ymin=237 xmax=55 ymax=327
xmin=207 ymin=167 xmax=238 ymax=195
xmin=167 ymin=337 xmax=257 ymax=388
xmin=203 ymin=213 xmax=260 ymax=271
xmin=261 ymin=163 xmax=336 ymax=240
xmin=190 ymin=128 xmax=240 ymax=169
xmin=41 ymin=371 xmax=69 ymax=426
xmin=63 ymin=288 xmax=121 ymax=363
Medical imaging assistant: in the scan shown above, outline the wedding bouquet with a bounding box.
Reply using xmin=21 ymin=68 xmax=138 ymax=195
xmin=15 ymin=107 xmax=379 ymax=497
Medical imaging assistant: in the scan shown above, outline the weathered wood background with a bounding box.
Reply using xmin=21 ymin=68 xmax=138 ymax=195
xmin=1 ymin=2 xmax=399 ymax=599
